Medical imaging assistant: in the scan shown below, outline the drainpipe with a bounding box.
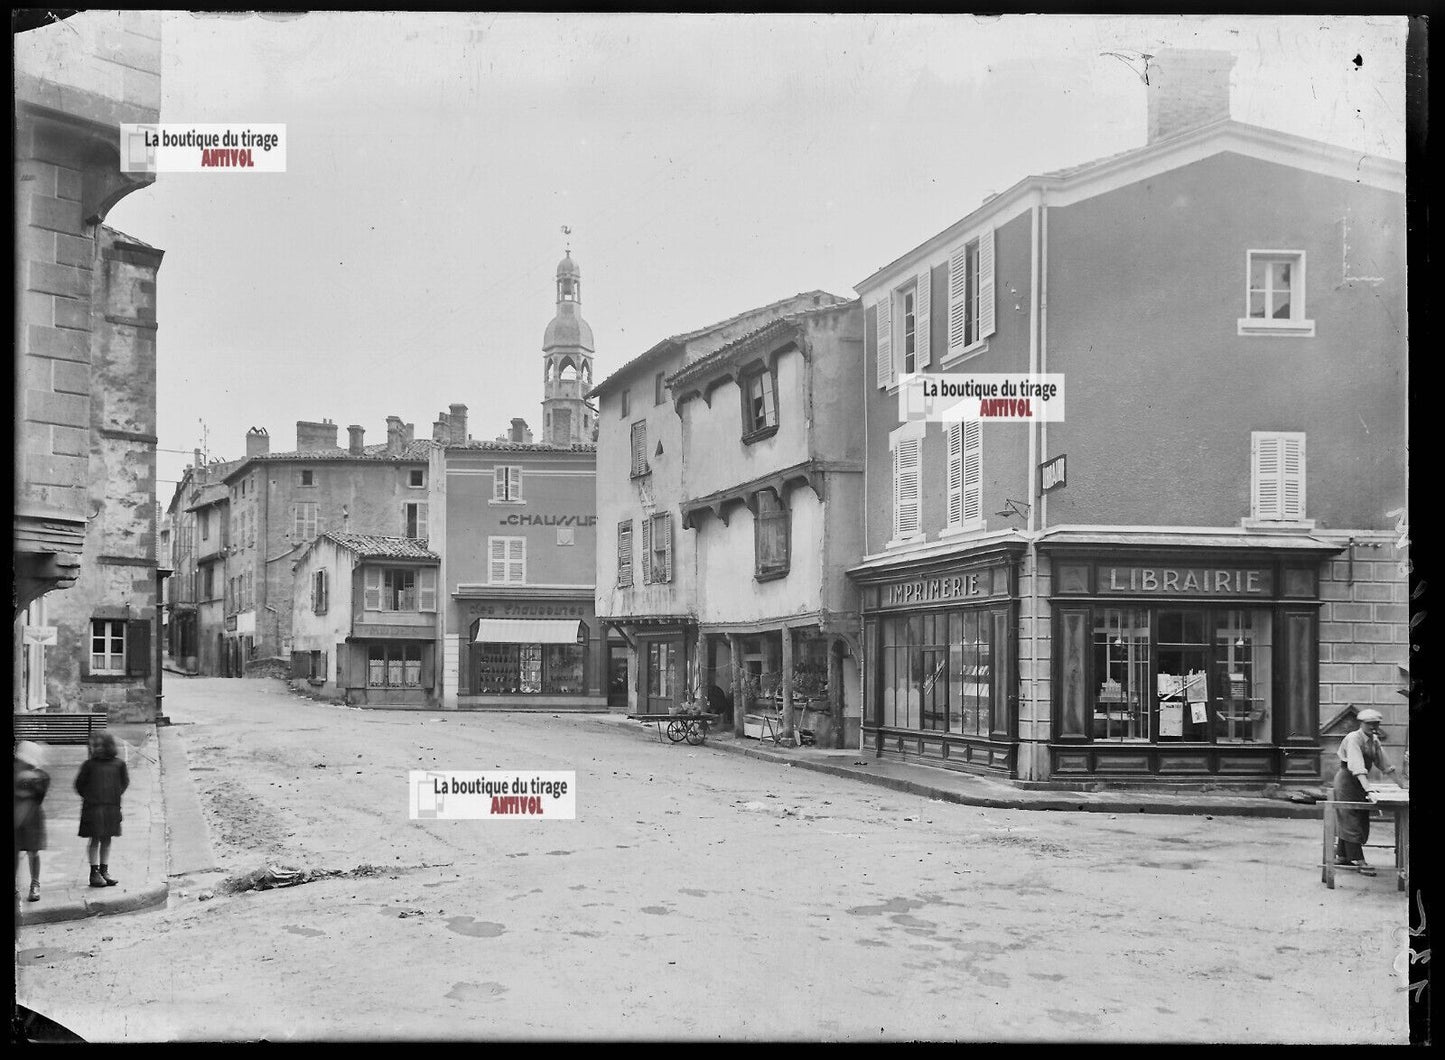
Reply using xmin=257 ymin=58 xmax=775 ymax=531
xmin=1026 ymin=199 xmax=1042 ymax=781
xmin=155 ymin=568 xmax=167 ymax=724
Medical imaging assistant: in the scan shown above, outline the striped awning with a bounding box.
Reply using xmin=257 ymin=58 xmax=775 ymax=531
xmin=474 ymin=619 xmax=584 ymax=645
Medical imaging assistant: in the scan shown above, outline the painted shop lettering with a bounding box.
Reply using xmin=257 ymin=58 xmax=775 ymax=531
xmin=1105 ymin=567 xmax=1264 ymax=594
xmin=888 ymin=573 xmax=983 ymax=605
xmin=499 ymin=514 xmax=598 ymax=527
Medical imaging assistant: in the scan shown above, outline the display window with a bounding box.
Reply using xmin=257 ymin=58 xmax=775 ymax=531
xmin=368 ymin=642 xmax=422 ymax=688
xmin=879 ymin=608 xmax=997 ymax=738
xmin=474 ymin=641 xmax=587 ymax=695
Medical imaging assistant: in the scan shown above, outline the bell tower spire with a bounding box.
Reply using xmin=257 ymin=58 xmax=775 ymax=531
xmin=541 ymin=232 xmax=596 ymax=446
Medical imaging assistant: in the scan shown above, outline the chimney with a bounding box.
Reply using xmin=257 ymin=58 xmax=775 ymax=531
xmin=433 ymin=413 xmax=451 ymax=443
xmin=449 ymin=403 xmax=468 ymax=443
xmin=194 ymin=447 xmax=203 ymax=468
xmin=509 ymin=417 xmax=532 ymax=444
xmin=347 ymin=424 xmax=365 ymax=456
xmin=403 ymin=422 xmax=415 ymax=446
xmin=245 ymin=427 xmax=269 ymax=457
xmin=386 ymin=415 xmax=404 ymax=456
xmin=1146 ymin=48 xmax=1236 ymax=144
xmin=296 ymin=419 xmax=340 ymax=451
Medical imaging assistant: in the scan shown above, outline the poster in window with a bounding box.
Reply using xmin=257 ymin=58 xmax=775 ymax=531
xmin=1159 ymin=701 xmax=1183 ymax=737
xmin=1183 ymin=670 xmax=1208 ymax=705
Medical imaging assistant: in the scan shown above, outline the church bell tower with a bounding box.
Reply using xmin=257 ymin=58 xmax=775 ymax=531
xmin=541 ymin=248 xmax=596 ymax=446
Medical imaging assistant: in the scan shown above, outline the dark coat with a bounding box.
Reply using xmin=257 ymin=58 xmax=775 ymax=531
xmin=75 ymin=757 xmax=129 ymax=839
xmin=15 ymin=765 xmax=50 ymax=850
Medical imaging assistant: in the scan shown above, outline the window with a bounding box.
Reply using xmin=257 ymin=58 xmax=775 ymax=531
xmin=901 ymin=287 xmax=917 ymax=374
xmin=617 ymin=520 xmax=634 ymax=587
xmin=1250 ymin=432 xmax=1306 ymax=522
xmin=199 ymin=510 xmax=210 ymax=541
xmin=630 ymin=421 xmax=650 ymax=477
xmin=293 ymin=502 xmax=319 ymax=540
xmin=488 ymin=537 xmax=526 ymax=585
xmin=311 ymin=569 xmax=329 ymax=615
xmin=408 ymin=468 xmax=425 ymax=488
xmin=404 ymin=501 xmax=428 ymax=540
xmin=473 ymin=640 xmax=586 ymax=695
xmin=368 ymin=643 xmax=422 ymax=688
xmin=647 ymin=642 xmax=677 ymax=702
xmin=492 ymin=466 xmax=523 ymax=502
xmin=640 ymin=511 xmax=673 ymax=584
xmin=1239 ymin=251 xmax=1314 ymax=336
xmin=654 ymin=371 xmax=666 ymax=406
xmin=90 ymin=619 xmax=126 ymax=675
xmin=947 ymin=228 xmax=995 ymax=359
xmin=754 ymin=488 xmax=790 ymax=579
xmin=202 ymin=565 xmax=215 ymax=600
xmin=363 ymin=566 xmax=438 ymax=611
xmin=879 ymin=610 xmax=994 ymax=737
xmin=298 ymin=469 xmax=314 ymax=487
xmin=743 ymin=368 xmax=778 ymax=438
xmin=620 ymin=388 xmax=630 ymax=418
xmin=946 ymin=422 xmax=983 ymax=529
xmin=892 ymin=436 xmax=922 ymax=541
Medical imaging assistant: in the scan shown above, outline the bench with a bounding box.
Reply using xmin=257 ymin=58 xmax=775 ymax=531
xmin=13 ymin=712 xmax=109 ymax=745
xmin=627 ymin=712 xmax=721 ymax=746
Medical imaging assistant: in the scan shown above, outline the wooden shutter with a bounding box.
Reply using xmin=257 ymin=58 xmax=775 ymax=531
xmin=364 ymin=566 xmax=382 ymax=609
xmin=416 ymin=502 xmax=429 ymax=540
xmin=419 ymin=567 xmax=437 ymax=612
xmin=962 ymin=421 xmax=982 ymax=524
xmin=893 ymin=438 xmax=921 ymax=538
xmin=126 ymin=618 xmax=151 ymax=677
xmin=1056 ymin=607 xmax=1091 ymax=739
xmin=320 ymin=571 xmax=329 ymax=614
xmin=946 ymin=424 xmax=964 ymax=526
xmin=1281 ymin=435 xmax=1305 ymax=520
xmin=508 ymin=467 xmax=522 ymax=502
xmin=618 ymin=521 xmax=633 ymax=586
xmin=1252 ymin=434 xmax=1281 ymax=519
xmin=978 ymin=227 xmax=996 ymax=340
xmin=875 ymin=296 xmax=893 ymax=388
xmin=915 ymin=270 xmax=931 ymax=367
xmin=507 ymin=539 xmax=525 ymax=584
xmin=660 ymin=512 xmax=673 ymax=583
xmin=489 ymin=538 xmax=507 ymax=583
xmin=948 ymin=243 xmax=970 ymax=354
xmin=493 ymin=466 xmax=505 ymax=500
xmin=420 ymin=643 xmax=436 ymax=688
xmin=641 ymin=513 xmax=653 ymax=584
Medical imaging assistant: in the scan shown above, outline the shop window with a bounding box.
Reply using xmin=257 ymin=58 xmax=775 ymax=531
xmin=487 ymin=537 xmax=526 ymax=585
xmin=879 ymin=609 xmax=993 ymax=738
xmin=1212 ymin=609 xmax=1273 ymax=744
xmin=492 ymin=466 xmax=523 ymax=502
xmin=742 ymin=368 xmax=778 ymax=439
xmin=90 ymin=619 xmax=126 ymax=675
xmin=630 ymin=421 xmax=650 ymax=477
xmin=368 ymin=643 xmax=422 ymax=688
xmin=1238 ymin=250 xmax=1314 ymax=336
xmin=1250 ymin=432 xmax=1306 ymax=522
xmin=473 ymin=640 xmax=585 ymax=695
xmin=617 ymin=520 xmax=634 ymax=587
xmin=1093 ymin=608 xmax=1153 ymax=741
xmin=647 ymin=642 xmax=677 ymax=703
xmin=754 ymin=489 xmax=789 ymax=579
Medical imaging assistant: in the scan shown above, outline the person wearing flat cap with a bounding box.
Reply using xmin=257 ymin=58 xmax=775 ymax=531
xmin=1333 ymin=708 xmax=1397 ymax=876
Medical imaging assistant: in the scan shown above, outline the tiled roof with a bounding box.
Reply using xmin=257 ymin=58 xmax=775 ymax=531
xmin=444 ymin=440 xmax=597 ymax=453
xmin=587 ymin=290 xmax=851 ymax=398
xmin=223 ymin=440 xmax=437 ymax=481
xmin=184 ymin=483 xmax=230 ymax=511
xmin=323 ymin=532 xmax=439 ymax=560
xmin=667 ymin=300 xmax=860 ymax=388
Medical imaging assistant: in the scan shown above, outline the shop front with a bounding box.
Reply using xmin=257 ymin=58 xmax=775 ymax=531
xmin=344 ymin=622 xmax=438 ymax=707
xmin=453 ymin=592 xmax=607 ymax=710
xmin=855 ymin=544 xmax=1024 ymax=775
xmin=1044 ymin=542 xmax=1340 ymax=783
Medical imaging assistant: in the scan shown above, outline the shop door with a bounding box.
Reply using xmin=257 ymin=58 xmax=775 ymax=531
xmin=607 ymin=646 xmax=629 ymax=708
xmin=1155 ymin=610 xmax=1210 ymax=741
xmin=643 ymin=639 xmax=683 ymax=713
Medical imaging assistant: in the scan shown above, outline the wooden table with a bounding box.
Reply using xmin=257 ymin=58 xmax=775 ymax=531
xmin=627 ymin=712 xmax=720 ymax=746
xmin=1321 ymin=786 xmax=1409 ymax=891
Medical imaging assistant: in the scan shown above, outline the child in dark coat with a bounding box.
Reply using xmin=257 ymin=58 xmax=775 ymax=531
xmin=74 ymin=732 xmax=129 ymax=888
xmin=15 ymin=741 xmax=51 ymax=902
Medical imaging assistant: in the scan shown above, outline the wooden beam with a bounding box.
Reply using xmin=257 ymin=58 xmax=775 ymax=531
xmin=781 ymin=623 xmax=795 ymax=744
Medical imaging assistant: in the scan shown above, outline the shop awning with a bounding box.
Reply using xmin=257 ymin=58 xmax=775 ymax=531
xmin=474 ymin=619 xmax=584 ymax=645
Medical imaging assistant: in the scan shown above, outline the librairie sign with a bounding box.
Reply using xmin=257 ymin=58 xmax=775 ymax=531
xmin=1097 ymin=565 xmax=1273 ymax=596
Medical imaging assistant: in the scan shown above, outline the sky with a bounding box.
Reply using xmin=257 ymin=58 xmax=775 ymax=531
xmin=89 ymin=12 xmax=1409 ymax=494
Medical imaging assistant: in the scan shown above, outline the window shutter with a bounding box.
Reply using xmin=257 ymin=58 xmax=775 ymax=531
xmin=1253 ymin=434 xmax=1281 ymax=520
xmin=320 ymin=571 xmax=329 ymax=614
xmin=661 ymin=512 xmax=673 ymax=583
xmin=915 ymin=270 xmax=932 ymax=367
xmin=893 ymin=439 xmax=921 ymax=538
xmin=419 ymin=567 xmax=437 ymax=611
xmin=508 ymin=467 xmax=522 ymax=502
xmin=641 ymin=513 xmax=653 ymax=584
xmin=617 ymin=521 xmax=633 ymax=586
xmin=493 ymin=466 xmax=505 ymax=500
xmin=364 ymin=566 xmax=382 ymax=609
xmin=948 ymin=243 xmax=969 ymax=354
xmin=489 ymin=538 xmax=507 ymax=583
xmin=417 ymin=502 xmax=428 ymax=540
xmin=947 ymin=424 xmax=964 ymax=526
xmin=420 ymin=643 xmax=435 ymax=687
xmin=126 ymin=619 xmax=150 ymax=677
xmin=507 ymin=539 xmax=525 ymax=584
xmin=1281 ymin=436 xmax=1305 ymax=520
xmin=978 ymin=227 xmax=996 ymax=340
xmin=875 ymin=297 xmax=893 ymax=388
xmin=962 ymin=421 xmax=982 ymax=524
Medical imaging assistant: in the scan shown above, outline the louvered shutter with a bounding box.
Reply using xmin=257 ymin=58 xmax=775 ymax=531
xmin=915 ymin=270 xmax=932 ymax=367
xmin=947 ymin=424 xmax=964 ymax=526
xmin=508 ymin=539 xmax=525 ymax=583
xmin=493 ymin=466 xmax=505 ymax=500
xmin=364 ymin=566 xmax=382 ymax=609
xmin=641 ymin=514 xmax=653 ymax=584
xmin=419 ymin=567 xmax=437 ymax=612
xmin=893 ymin=439 xmax=921 ymax=538
xmin=875 ymin=297 xmax=893 ymax=389
xmin=978 ymin=228 xmax=996 ymax=340
xmin=962 ymin=421 xmax=983 ymax=524
xmin=416 ymin=502 xmax=429 ymax=540
xmin=1253 ymin=434 xmax=1281 ymax=520
xmin=660 ymin=513 xmax=673 ymax=583
xmin=948 ymin=243 xmax=970 ymax=354
xmin=1281 ymin=436 xmax=1305 ymax=520
xmin=617 ymin=521 xmax=633 ymax=586
xmin=508 ymin=467 xmax=522 ymax=502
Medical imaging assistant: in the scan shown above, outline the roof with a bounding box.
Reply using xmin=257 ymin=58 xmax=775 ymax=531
xmin=321 ymin=532 xmax=439 ymax=561
xmin=444 ymin=440 xmax=596 ymax=453
xmin=586 ymin=290 xmax=851 ymax=399
xmin=184 ymin=483 xmax=230 ymax=512
xmin=543 ymin=301 xmax=595 ymax=353
xmin=667 ymin=300 xmax=860 ymax=389
xmin=99 ymin=224 xmax=160 ymax=250
xmin=223 ymin=439 xmax=437 ymax=482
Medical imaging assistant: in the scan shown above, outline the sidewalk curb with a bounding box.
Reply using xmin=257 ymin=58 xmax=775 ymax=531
xmin=585 ymin=713 xmax=1325 ymax=820
xmin=17 ymin=882 xmax=169 ymax=926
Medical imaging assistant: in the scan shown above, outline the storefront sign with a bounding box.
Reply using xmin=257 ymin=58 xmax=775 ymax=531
xmin=881 ymin=570 xmax=991 ymax=608
xmin=22 ymin=625 xmax=58 ymax=645
xmin=466 ymin=601 xmax=586 ymax=619
xmin=1040 ymin=454 xmax=1066 ymax=493
xmin=353 ymin=622 xmax=436 ymax=640
xmin=1097 ymin=565 xmax=1272 ymax=596
xmin=497 ymin=514 xmax=598 ymax=527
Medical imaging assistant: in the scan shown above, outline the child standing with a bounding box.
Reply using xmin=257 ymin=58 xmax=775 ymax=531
xmin=74 ymin=731 xmax=128 ymax=888
xmin=15 ymin=741 xmax=51 ymax=902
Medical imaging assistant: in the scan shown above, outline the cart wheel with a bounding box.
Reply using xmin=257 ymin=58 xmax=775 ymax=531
xmin=666 ymin=720 xmax=686 ymax=743
xmin=685 ymin=721 xmax=706 ymax=746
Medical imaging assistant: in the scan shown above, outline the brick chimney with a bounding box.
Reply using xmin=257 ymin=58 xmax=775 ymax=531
xmin=1146 ymin=49 xmax=1236 ymax=144
xmin=245 ymin=427 xmax=269 ymax=457
xmin=448 ymin=403 xmax=468 ymax=443
xmin=347 ymin=424 xmax=365 ymax=456
xmin=386 ymin=415 xmax=404 ymax=456
xmin=403 ymin=422 xmax=415 ymax=446
xmin=433 ymin=413 xmax=451 ymax=443
xmin=296 ymin=419 xmax=339 ymax=451
xmin=509 ymin=417 xmax=532 ymax=444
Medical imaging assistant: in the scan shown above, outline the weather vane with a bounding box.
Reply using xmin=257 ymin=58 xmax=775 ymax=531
xmin=561 ymin=225 xmax=572 ymax=253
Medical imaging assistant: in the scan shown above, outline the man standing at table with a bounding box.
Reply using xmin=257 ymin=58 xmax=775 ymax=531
xmin=1333 ymin=708 xmax=1399 ymax=875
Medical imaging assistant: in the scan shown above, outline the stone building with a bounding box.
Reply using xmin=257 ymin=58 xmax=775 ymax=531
xmin=14 ymin=11 xmax=164 ymax=720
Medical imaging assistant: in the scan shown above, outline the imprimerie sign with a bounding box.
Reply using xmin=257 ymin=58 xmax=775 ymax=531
xmin=880 ymin=570 xmax=994 ymax=608
xmin=1097 ymin=564 xmax=1273 ymax=596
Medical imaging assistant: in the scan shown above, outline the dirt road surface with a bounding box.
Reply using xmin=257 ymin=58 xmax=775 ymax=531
xmin=15 ymin=678 xmax=1409 ymax=1042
